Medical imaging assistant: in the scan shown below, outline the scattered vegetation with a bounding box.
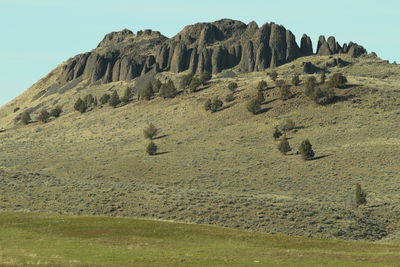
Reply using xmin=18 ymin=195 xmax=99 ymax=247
xmin=143 ymin=123 xmax=159 ymax=140
xmin=227 ymin=82 xmax=238 ymax=92
xmin=327 ymin=73 xmax=348 ymax=88
xmin=278 ymin=135 xmax=291 ymax=155
xmin=146 ymin=141 xmax=158 ymax=155
xmin=273 ymin=126 xmax=283 ymax=140
xmin=246 ymin=98 xmax=261 ymax=114
xmin=225 ymin=93 xmax=235 ymax=102
xmin=256 ymin=80 xmax=268 ymax=91
xmin=291 ymin=74 xmax=300 ymax=86
xmin=205 ymin=97 xmax=223 ymax=112
xmin=74 ymin=97 xmax=87 ymax=113
xmin=279 ymin=84 xmax=292 ymax=100
xmin=355 ymin=184 xmax=367 ymax=206
xmin=38 ymin=109 xmax=50 ymax=123
xmin=139 ymin=82 xmax=154 ymax=100
xmin=199 ymin=71 xmax=212 ymax=84
xmin=275 ymin=79 xmax=285 ymax=88
xmin=298 ymin=139 xmax=315 ymax=160
xmin=268 ymin=70 xmax=278 ymax=81
xmin=50 ymin=106 xmax=62 ymax=118
xmin=159 ymin=79 xmax=177 ymax=98
xmin=109 ymin=90 xmax=121 ymax=108
xmin=100 ymin=93 xmax=111 ymax=105
xmin=188 ymin=77 xmax=202 ymax=93
xmin=180 ymin=74 xmax=194 ymax=89
xmin=21 ymin=111 xmax=31 ymax=125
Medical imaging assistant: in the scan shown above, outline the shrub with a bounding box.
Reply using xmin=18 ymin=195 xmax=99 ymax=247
xmin=273 ymin=126 xmax=283 ymax=140
xmin=180 ymin=74 xmax=194 ymax=89
xmin=281 ymin=119 xmax=296 ymax=132
xmin=13 ymin=107 xmax=20 ymax=113
xmin=311 ymin=86 xmax=336 ymax=105
xmin=38 ymin=109 xmax=50 ymax=123
xmin=93 ymin=97 xmax=98 ymax=107
xmin=159 ymin=79 xmax=177 ymax=98
xmin=204 ymin=99 xmax=212 ymax=111
xmin=328 ymin=73 xmax=347 ymax=88
xmin=298 ymin=139 xmax=315 ymax=160
xmin=99 ymin=94 xmax=111 ymax=105
xmin=109 ymin=90 xmax=121 ymax=108
xmin=246 ymin=98 xmax=261 ymax=114
xmin=143 ymin=123 xmax=159 ymax=140
xmin=280 ymin=84 xmax=292 ymax=100
xmin=256 ymin=80 xmax=268 ymax=91
xmin=199 ymin=71 xmax=212 ymax=84
xmin=74 ymin=98 xmax=87 ymax=113
xmin=278 ymin=135 xmax=291 ymax=155
xmin=257 ymin=90 xmax=265 ymax=103
xmin=83 ymin=94 xmax=95 ymax=107
xmin=228 ymin=82 xmax=238 ymax=92
xmin=121 ymin=87 xmax=133 ymax=103
xmin=21 ymin=111 xmax=31 ymax=125
xmin=320 ymin=72 xmax=326 ymax=84
xmin=275 ymin=79 xmax=285 ymax=88
xmin=225 ymin=93 xmax=235 ymax=102
xmin=188 ymin=77 xmax=202 ymax=92
xmin=139 ymin=82 xmax=154 ymax=100
xmin=268 ymin=70 xmax=278 ymax=81
xmin=146 ymin=141 xmax=158 ymax=156
xmin=210 ymin=97 xmax=223 ymax=112
xmin=291 ymin=74 xmax=300 ymax=86
xmin=355 ymin=184 xmax=367 ymax=206
xmin=153 ymin=79 xmax=162 ymax=92
xmin=50 ymin=106 xmax=62 ymax=118
xmin=304 ymin=76 xmax=317 ymax=96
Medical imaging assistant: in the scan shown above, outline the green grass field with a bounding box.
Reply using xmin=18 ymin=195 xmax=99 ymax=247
xmin=0 ymin=212 xmax=399 ymax=266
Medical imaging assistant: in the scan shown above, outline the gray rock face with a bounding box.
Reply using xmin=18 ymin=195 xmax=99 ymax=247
xmin=57 ymin=19 xmax=368 ymax=86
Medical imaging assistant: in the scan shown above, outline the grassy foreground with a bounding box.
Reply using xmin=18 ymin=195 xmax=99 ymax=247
xmin=0 ymin=212 xmax=399 ymax=266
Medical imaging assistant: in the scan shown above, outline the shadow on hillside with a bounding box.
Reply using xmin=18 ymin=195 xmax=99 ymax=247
xmin=262 ymin=98 xmax=278 ymax=105
xmin=155 ymin=151 xmax=169 ymax=156
xmin=153 ymin=134 xmax=169 ymax=140
xmin=341 ymin=84 xmax=360 ymax=89
xmin=331 ymin=94 xmax=357 ymax=104
xmin=257 ymin=107 xmax=271 ymax=115
xmin=312 ymin=154 xmax=332 ymax=160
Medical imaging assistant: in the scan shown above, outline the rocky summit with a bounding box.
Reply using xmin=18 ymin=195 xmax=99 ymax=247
xmin=58 ymin=19 xmax=366 ymax=85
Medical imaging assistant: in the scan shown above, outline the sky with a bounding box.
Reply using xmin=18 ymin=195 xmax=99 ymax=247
xmin=0 ymin=0 xmax=399 ymax=106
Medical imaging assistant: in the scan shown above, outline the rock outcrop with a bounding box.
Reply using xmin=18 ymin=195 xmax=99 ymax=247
xmin=56 ymin=19 xmax=368 ymax=86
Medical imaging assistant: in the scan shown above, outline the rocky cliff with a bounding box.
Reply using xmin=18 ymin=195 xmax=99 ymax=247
xmin=58 ymin=19 xmax=367 ymax=85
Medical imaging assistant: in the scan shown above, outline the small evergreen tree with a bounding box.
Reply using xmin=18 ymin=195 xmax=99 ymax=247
xmin=143 ymin=123 xmax=159 ymax=140
xmin=204 ymin=98 xmax=212 ymax=111
xmin=74 ymin=98 xmax=86 ymax=113
xmin=146 ymin=141 xmax=158 ymax=156
xmin=246 ymin=98 xmax=261 ymax=114
xmin=83 ymin=94 xmax=95 ymax=107
xmin=228 ymin=82 xmax=238 ymax=92
xmin=273 ymin=126 xmax=283 ymax=140
xmin=50 ymin=106 xmax=62 ymax=118
xmin=121 ymin=87 xmax=133 ymax=103
xmin=328 ymin=73 xmax=347 ymax=88
xmin=93 ymin=96 xmax=98 ymax=107
xmin=291 ymin=74 xmax=300 ymax=86
xmin=320 ymin=72 xmax=326 ymax=84
xmin=210 ymin=97 xmax=223 ymax=112
xmin=278 ymin=135 xmax=291 ymax=155
xmin=304 ymin=76 xmax=317 ymax=97
xmin=355 ymin=184 xmax=367 ymax=206
xmin=275 ymin=79 xmax=285 ymax=88
xmin=298 ymin=139 xmax=315 ymax=160
xmin=109 ymin=90 xmax=121 ymax=108
xmin=21 ymin=111 xmax=31 ymax=125
xmin=268 ymin=70 xmax=278 ymax=81
xmin=140 ymin=82 xmax=154 ymax=100
xmin=180 ymin=74 xmax=194 ymax=89
xmin=256 ymin=80 xmax=268 ymax=91
xmin=159 ymin=79 xmax=177 ymax=98
xmin=99 ymin=93 xmax=110 ymax=105
xmin=38 ymin=109 xmax=50 ymax=123
xmin=188 ymin=77 xmax=202 ymax=93
xmin=257 ymin=90 xmax=265 ymax=103
xmin=280 ymin=84 xmax=292 ymax=100
xmin=225 ymin=93 xmax=235 ymax=102
xmin=199 ymin=71 xmax=212 ymax=84
xmin=153 ymin=79 xmax=163 ymax=92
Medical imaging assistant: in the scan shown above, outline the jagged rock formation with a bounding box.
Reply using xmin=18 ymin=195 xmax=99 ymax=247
xmin=57 ymin=19 xmax=368 ymax=86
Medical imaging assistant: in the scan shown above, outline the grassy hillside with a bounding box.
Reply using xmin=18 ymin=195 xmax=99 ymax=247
xmin=1 ymin=212 xmax=400 ymax=266
xmin=0 ymin=54 xmax=399 ymax=241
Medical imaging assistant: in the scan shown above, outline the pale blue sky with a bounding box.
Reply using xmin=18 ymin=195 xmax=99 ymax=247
xmin=0 ymin=0 xmax=398 ymax=106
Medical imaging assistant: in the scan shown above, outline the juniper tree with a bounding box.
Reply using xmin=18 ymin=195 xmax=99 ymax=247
xmin=199 ymin=71 xmax=212 ymax=84
xmin=328 ymin=73 xmax=347 ymax=88
xmin=143 ymin=123 xmax=159 ymax=140
xmin=188 ymin=77 xmax=202 ymax=92
xmin=246 ymin=98 xmax=261 ymax=114
xmin=280 ymin=84 xmax=292 ymax=100
xmin=146 ymin=141 xmax=158 ymax=156
xmin=273 ymin=126 xmax=283 ymax=140
xmin=320 ymin=72 xmax=326 ymax=84
xmin=99 ymin=93 xmax=110 ymax=105
xmin=257 ymin=90 xmax=265 ymax=103
xmin=38 ymin=109 xmax=50 ymax=123
xmin=74 ymin=98 xmax=86 ymax=113
xmin=210 ymin=97 xmax=223 ymax=112
xmin=278 ymin=135 xmax=291 ymax=155
xmin=180 ymin=74 xmax=194 ymax=89
xmin=291 ymin=74 xmax=300 ymax=86
xmin=109 ymin=90 xmax=121 ymax=108
xmin=298 ymin=139 xmax=315 ymax=160
xmin=228 ymin=82 xmax=238 ymax=92
xmin=256 ymin=80 xmax=268 ymax=91
xmin=21 ymin=111 xmax=31 ymax=125
xmin=268 ymin=70 xmax=278 ymax=81
xmin=204 ymin=98 xmax=212 ymax=111
xmin=159 ymin=79 xmax=177 ymax=98
xmin=50 ymin=106 xmax=62 ymax=118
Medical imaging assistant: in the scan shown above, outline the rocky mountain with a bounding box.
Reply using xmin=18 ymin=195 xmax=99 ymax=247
xmin=58 ymin=19 xmax=367 ymax=86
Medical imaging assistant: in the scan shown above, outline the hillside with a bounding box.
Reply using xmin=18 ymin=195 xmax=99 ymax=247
xmin=1 ymin=51 xmax=400 ymax=242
